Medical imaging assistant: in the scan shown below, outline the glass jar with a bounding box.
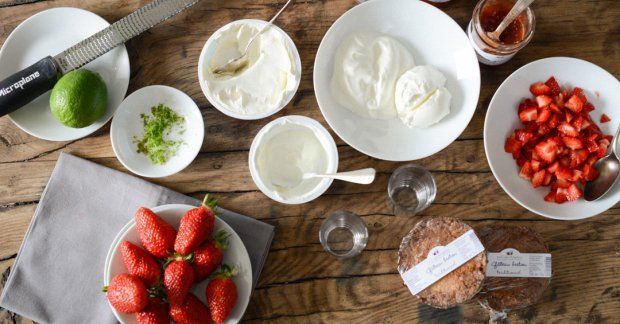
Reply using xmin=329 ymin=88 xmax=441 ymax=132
xmin=467 ymin=0 xmax=535 ymax=65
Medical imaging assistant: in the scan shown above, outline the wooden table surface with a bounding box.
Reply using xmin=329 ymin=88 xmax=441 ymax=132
xmin=0 ymin=0 xmax=619 ymax=323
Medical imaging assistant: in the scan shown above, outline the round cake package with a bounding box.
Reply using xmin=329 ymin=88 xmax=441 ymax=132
xmin=397 ymin=217 xmax=487 ymax=309
xmin=477 ymin=224 xmax=552 ymax=319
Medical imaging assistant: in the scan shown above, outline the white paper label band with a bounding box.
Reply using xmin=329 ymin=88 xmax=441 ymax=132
xmin=486 ymin=248 xmax=552 ymax=278
xmin=401 ymin=230 xmax=485 ymax=296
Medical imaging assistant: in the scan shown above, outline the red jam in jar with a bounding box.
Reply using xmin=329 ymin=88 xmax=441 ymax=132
xmin=467 ymin=0 xmax=535 ymax=65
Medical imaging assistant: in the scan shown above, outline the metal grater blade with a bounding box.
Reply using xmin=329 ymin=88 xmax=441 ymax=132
xmin=52 ymin=0 xmax=200 ymax=74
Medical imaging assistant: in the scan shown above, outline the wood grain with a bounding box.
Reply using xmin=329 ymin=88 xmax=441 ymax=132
xmin=0 ymin=0 xmax=619 ymax=323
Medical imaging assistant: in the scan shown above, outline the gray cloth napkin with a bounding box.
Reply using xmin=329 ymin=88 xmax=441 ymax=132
xmin=0 ymin=153 xmax=274 ymax=324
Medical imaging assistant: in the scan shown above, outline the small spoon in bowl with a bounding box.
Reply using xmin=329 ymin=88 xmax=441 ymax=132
xmin=584 ymin=123 xmax=620 ymax=201
xmin=211 ymin=0 xmax=293 ymax=76
xmin=487 ymin=0 xmax=535 ymax=43
xmin=303 ymin=168 xmax=376 ymax=185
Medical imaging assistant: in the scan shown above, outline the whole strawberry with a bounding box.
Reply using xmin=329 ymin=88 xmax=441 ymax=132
xmin=174 ymin=195 xmax=217 ymax=255
xmin=206 ymin=265 xmax=238 ymax=324
xmin=169 ymin=293 xmax=213 ymax=324
xmin=136 ymin=297 xmax=169 ymax=324
xmin=120 ymin=241 xmax=161 ymax=286
xmin=193 ymin=230 xmax=229 ymax=282
xmin=135 ymin=207 xmax=177 ymax=258
xmin=105 ymin=274 xmax=148 ymax=314
xmin=164 ymin=260 xmax=195 ymax=305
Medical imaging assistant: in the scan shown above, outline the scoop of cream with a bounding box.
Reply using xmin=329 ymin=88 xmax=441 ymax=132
xmin=331 ymin=32 xmax=415 ymax=119
xmin=395 ymin=65 xmax=452 ymax=128
xmin=205 ymin=22 xmax=298 ymax=116
xmin=255 ymin=120 xmax=328 ymax=200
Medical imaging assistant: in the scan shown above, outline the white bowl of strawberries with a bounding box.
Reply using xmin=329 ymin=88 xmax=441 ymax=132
xmin=485 ymin=57 xmax=620 ymax=220
xmin=103 ymin=196 xmax=252 ymax=323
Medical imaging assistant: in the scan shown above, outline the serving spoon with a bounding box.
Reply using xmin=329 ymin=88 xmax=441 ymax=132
xmin=584 ymin=123 xmax=620 ymax=201
xmin=303 ymin=168 xmax=376 ymax=185
xmin=487 ymin=0 xmax=535 ymax=43
xmin=211 ymin=0 xmax=293 ymax=75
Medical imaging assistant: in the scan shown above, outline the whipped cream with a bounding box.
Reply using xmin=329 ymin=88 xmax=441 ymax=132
xmin=395 ymin=65 xmax=452 ymax=128
xmin=254 ymin=119 xmax=329 ymax=200
xmin=330 ymin=32 xmax=415 ymax=119
xmin=205 ymin=22 xmax=299 ymax=116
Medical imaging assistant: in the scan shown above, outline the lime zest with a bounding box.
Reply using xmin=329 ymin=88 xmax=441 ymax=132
xmin=133 ymin=103 xmax=185 ymax=165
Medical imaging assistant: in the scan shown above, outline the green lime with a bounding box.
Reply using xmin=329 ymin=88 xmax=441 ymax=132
xmin=50 ymin=69 xmax=108 ymax=128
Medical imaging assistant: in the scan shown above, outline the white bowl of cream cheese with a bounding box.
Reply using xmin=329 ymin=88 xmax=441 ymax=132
xmin=198 ymin=19 xmax=302 ymax=120
xmin=249 ymin=116 xmax=338 ymax=204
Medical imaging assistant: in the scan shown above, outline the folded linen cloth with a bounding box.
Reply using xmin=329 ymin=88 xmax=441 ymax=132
xmin=0 ymin=153 xmax=274 ymax=323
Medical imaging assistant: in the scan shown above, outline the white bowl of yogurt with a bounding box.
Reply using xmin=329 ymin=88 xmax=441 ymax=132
xmin=198 ymin=19 xmax=302 ymax=120
xmin=249 ymin=116 xmax=338 ymax=204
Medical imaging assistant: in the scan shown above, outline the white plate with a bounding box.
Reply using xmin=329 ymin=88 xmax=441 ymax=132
xmin=0 ymin=7 xmax=130 ymax=141
xmin=111 ymin=85 xmax=204 ymax=178
xmin=198 ymin=19 xmax=302 ymax=120
xmin=313 ymin=0 xmax=480 ymax=161
xmin=484 ymin=57 xmax=620 ymax=220
xmin=104 ymin=204 xmax=252 ymax=324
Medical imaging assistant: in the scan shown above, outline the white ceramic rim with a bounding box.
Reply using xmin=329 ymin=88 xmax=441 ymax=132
xmin=313 ymin=0 xmax=481 ymax=161
xmin=110 ymin=85 xmax=204 ymax=178
xmin=248 ymin=115 xmax=339 ymax=204
xmin=484 ymin=56 xmax=620 ymax=220
xmin=0 ymin=7 xmax=130 ymax=141
xmin=197 ymin=19 xmax=302 ymax=120
xmin=103 ymin=204 xmax=252 ymax=324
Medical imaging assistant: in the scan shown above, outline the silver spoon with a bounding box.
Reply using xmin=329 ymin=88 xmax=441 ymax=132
xmin=487 ymin=0 xmax=535 ymax=43
xmin=303 ymin=168 xmax=376 ymax=185
xmin=211 ymin=0 xmax=293 ymax=76
xmin=584 ymin=124 xmax=620 ymax=201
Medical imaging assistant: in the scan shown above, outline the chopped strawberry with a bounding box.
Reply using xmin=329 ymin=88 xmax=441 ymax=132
xmin=600 ymin=114 xmax=611 ymax=123
xmin=543 ymin=173 xmax=553 ymax=186
xmin=545 ymin=77 xmax=561 ymax=96
xmin=570 ymin=149 xmax=588 ymax=168
xmin=548 ymin=113 xmax=561 ymax=127
xmin=566 ymin=184 xmax=583 ymax=201
xmin=538 ymin=124 xmax=551 ymax=135
xmin=519 ymin=161 xmax=534 ymax=180
xmin=583 ymin=102 xmax=595 ymax=113
xmin=554 ymin=94 xmax=565 ymax=108
xmin=531 ymin=160 xmax=542 ymax=172
xmin=534 ymin=140 xmax=558 ymax=163
xmin=544 ymin=190 xmax=556 ymax=202
xmin=547 ymin=161 xmax=559 ymax=173
xmin=530 ymin=82 xmax=551 ymax=96
xmin=555 ymin=188 xmax=569 ymax=204
xmin=583 ymin=164 xmax=600 ymax=182
xmin=562 ymin=136 xmax=584 ymax=150
xmin=565 ymin=111 xmax=574 ymax=123
xmin=531 ymin=170 xmax=546 ymax=188
xmin=536 ymin=107 xmax=552 ymax=123
xmin=586 ymin=155 xmax=598 ymax=166
xmin=515 ymin=130 xmax=535 ymax=143
xmin=516 ymin=156 xmax=527 ymax=167
xmin=504 ymin=135 xmax=523 ymax=154
xmin=585 ymin=139 xmax=599 ymax=153
xmin=558 ymin=122 xmax=579 ymax=137
xmin=519 ymin=106 xmax=538 ymax=122
xmin=572 ymin=87 xmax=588 ymax=104
xmin=554 ymin=178 xmax=572 ymax=189
xmin=549 ymin=103 xmax=562 ymax=114
xmin=518 ymin=99 xmax=536 ymax=113
xmin=565 ymin=95 xmax=584 ymax=113
xmin=536 ymin=95 xmax=553 ymax=108
xmin=555 ymin=166 xmax=573 ymax=181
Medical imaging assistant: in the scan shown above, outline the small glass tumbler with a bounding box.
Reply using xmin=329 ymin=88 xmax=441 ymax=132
xmin=388 ymin=164 xmax=437 ymax=214
xmin=319 ymin=211 xmax=368 ymax=259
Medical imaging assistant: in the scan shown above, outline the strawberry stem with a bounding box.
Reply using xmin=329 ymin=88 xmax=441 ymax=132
xmin=214 ymin=230 xmax=231 ymax=251
xmin=214 ymin=264 xmax=236 ymax=278
xmin=202 ymin=194 xmax=219 ymax=209
xmin=102 ymin=286 xmax=109 ymax=293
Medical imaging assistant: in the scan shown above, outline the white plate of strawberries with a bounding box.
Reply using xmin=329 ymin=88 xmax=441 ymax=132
xmin=103 ymin=196 xmax=252 ymax=323
xmin=485 ymin=57 xmax=620 ymax=220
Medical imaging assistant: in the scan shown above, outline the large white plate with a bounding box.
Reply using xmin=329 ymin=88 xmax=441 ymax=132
xmin=111 ymin=85 xmax=204 ymax=178
xmin=104 ymin=204 xmax=252 ymax=323
xmin=0 ymin=7 xmax=130 ymax=141
xmin=484 ymin=57 xmax=620 ymax=220
xmin=313 ymin=0 xmax=480 ymax=161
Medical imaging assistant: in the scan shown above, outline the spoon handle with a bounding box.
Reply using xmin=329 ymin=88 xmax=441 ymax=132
xmin=243 ymin=0 xmax=293 ymax=53
xmin=492 ymin=0 xmax=535 ymax=39
xmin=312 ymin=168 xmax=376 ymax=185
xmin=612 ymin=122 xmax=620 ymax=158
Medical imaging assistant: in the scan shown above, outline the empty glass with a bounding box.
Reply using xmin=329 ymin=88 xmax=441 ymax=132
xmin=388 ymin=164 xmax=436 ymax=214
xmin=319 ymin=211 xmax=368 ymax=259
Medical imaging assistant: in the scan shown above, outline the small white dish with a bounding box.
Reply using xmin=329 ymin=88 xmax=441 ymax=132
xmin=249 ymin=115 xmax=339 ymax=204
xmin=0 ymin=7 xmax=130 ymax=141
xmin=485 ymin=57 xmax=620 ymax=220
xmin=111 ymin=85 xmax=204 ymax=178
xmin=103 ymin=204 xmax=252 ymax=324
xmin=313 ymin=0 xmax=480 ymax=161
xmin=197 ymin=19 xmax=302 ymax=120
